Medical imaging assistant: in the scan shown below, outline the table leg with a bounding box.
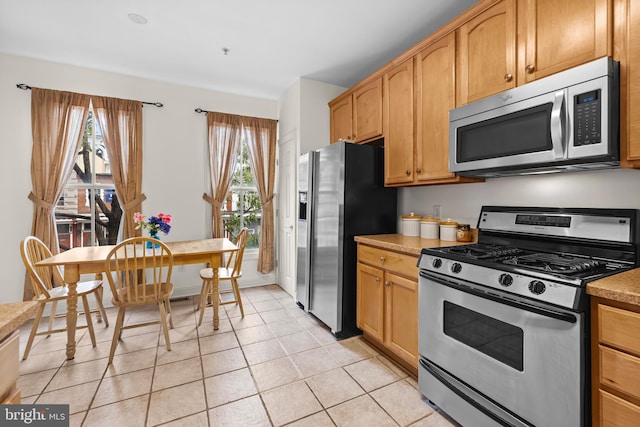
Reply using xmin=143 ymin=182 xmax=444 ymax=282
xmin=64 ymin=264 xmax=80 ymax=360
xmin=95 ymin=273 xmax=103 ymax=323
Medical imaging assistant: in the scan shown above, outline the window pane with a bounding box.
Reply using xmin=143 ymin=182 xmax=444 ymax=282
xmin=55 ymin=108 xmax=121 ymax=250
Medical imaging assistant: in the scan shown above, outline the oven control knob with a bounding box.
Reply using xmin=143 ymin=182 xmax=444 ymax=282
xmin=529 ymin=280 xmax=546 ymax=295
xmin=498 ymin=274 xmax=513 ymax=287
xmin=432 ymin=258 xmax=443 ymax=269
xmin=451 ymin=263 xmax=462 ymax=274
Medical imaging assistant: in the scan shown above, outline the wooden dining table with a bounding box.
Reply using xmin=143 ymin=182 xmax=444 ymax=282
xmin=35 ymin=238 xmax=238 ymax=360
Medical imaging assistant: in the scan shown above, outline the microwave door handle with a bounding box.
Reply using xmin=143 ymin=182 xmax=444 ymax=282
xmin=550 ymin=90 xmax=566 ymax=159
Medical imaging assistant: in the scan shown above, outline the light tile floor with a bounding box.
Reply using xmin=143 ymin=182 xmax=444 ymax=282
xmin=17 ymin=284 xmax=458 ymax=426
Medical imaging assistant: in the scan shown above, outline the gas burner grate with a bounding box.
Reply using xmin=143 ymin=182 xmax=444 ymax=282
xmin=501 ymin=253 xmax=606 ymax=275
xmin=445 ymin=244 xmax=523 ymax=260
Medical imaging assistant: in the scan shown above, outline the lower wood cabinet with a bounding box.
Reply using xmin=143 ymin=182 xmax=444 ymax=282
xmin=591 ymin=297 xmax=640 ymax=426
xmin=356 ymin=244 xmax=418 ymax=372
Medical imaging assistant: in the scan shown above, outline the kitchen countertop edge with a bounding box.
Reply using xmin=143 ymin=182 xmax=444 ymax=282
xmin=587 ymin=268 xmax=640 ymax=306
xmin=0 ymin=301 xmax=38 ymax=342
xmin=354 ymin=233 xmax=476 ymax=257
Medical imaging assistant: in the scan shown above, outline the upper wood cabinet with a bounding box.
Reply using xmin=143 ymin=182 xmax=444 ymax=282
xmin=329 ymin=94 xmax=353 ymax=144
xmin=457 ymin=0 xmax=611 ymax=106
xmin=457 ymin=0 xmax=517 ymax=105
xmin=329 ymin=78 xmax=382 ymax=144
xmin=416 ymin=33 xmax=458 ymax=183
xmin=383 ymin=35 xmax=481 ymax=187
xmin=615 ymin=0 xmax=640 ymax=165
xmin=518 ymin=0 xmax=611 ymax=84
xmin=384 ymin=58 xmax=415 ymax=185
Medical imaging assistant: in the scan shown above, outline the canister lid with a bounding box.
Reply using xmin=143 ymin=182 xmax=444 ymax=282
xmin=440 ymin=218 xmax=458 ymax=226
xmin=457 ymin=223 xmax=471 ymax=230
xmin=402 ymin=212 xmax=423 ymax=220
xmin=420 ymin=216 xmax=440 ymax=223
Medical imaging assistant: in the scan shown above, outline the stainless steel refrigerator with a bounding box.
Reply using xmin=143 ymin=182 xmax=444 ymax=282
xmin=296 ymin=141 xmax=397 ymax=338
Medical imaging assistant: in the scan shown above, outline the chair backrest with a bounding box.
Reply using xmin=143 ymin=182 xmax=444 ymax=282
xmin=227 ymin=228 xmax=249 ymax=277
xmin=20 ymin=236 xmax=64 ymax=299
xmin=105 ymin=237 xmax=173 ymax=305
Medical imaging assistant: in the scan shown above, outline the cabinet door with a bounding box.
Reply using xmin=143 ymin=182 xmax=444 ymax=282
xmin=385 ymin=272 xmax=419 ymax=367
xmin=519 ymin=0 xmax=611 ymax=84
xmin=416 ymin=33 xmax=457 ymax=182
xmin=384 ymin=58 xmax=415 ymax=185
xmin=353 ymin=78 xmax=383 ymax=142
xmin=356 ymin=262 xmax=385 ymax=342
xmin=457 ymin=0 xmax=517 ymax=105
xmin=330 ymin=95 xmax=353 ymax=143
xmin=620 ymin=0 xmax=640 ymax=161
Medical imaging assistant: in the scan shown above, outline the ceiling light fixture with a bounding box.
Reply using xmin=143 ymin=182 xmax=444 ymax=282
xmin=222 ymin=48 xmax=231 ymax=55
xmin=128 ymin=13 xmax=148 ymax=24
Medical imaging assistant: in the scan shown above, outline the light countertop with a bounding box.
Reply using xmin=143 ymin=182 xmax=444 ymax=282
xmin=354 ymin=233 xmax=477 ymax=257
xmin=587 ymin=268 xmax=640 ymax=306
xmin=0 ymin=301 xmax=38 ymax=342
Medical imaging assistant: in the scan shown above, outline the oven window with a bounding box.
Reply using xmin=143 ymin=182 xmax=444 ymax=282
xmin=443 ymin=301 xmax=524 ymax=371
xmin=456 ymin=103 xmax=553 ymax=163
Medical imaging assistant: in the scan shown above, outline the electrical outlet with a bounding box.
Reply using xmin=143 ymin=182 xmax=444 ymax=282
xmin=433 ymin=204 xmax=442 ymax=219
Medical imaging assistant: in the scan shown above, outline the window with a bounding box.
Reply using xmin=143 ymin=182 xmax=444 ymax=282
xmin=222 ymin=138 xmax=261 ymax=249
xmin=55 ymin=107 xmax=121 ymax=249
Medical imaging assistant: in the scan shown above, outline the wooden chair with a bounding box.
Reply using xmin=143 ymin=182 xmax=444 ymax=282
xmin=20 ymin=236 xmax=109 ymax=360
xmin=198 ymin=228 xmax=248 ymax=325
xmin=105 ymin=236 xmax=174 ymax=364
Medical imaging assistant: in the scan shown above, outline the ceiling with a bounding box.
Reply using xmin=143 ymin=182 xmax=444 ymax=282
xmin=0 ymin=0 xmax=479 ymax=100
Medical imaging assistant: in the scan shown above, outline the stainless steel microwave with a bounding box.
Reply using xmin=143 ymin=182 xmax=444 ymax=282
xmin=449 ymin=57 xmax=619 ymax=177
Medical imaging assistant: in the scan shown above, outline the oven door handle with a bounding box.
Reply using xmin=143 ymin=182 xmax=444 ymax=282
xmin=421 ymin=271 xmax=577 ymax=324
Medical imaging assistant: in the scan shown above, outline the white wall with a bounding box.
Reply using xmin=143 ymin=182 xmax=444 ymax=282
xmin=0 ymin=52 xmax=278 ymax=304
xmin=399 ymin=168 xmax=640 ymax=229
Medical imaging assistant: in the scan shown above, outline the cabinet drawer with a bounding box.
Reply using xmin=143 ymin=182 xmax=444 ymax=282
xmin=600 ymin=345 xmax=640 ymax=400
xmin=358 ymin=245 xmax=418 ymax=278
xmin=600 ymin=389 xmax=640 ymax=427
xmin=599 ymin=304 xmax=640 ymax=355
xmin=0 ymin=331 xmax=19 ymax=402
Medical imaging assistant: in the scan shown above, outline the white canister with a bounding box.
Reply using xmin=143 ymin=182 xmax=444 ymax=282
xmin=439 ymin=219 xmax=459 ymax=241
xmin=402 ymin=213 xmax=422 ymax=236
xmin=420 ymin=216 xmax=440 ymax=239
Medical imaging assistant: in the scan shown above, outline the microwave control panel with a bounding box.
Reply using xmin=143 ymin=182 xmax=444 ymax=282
xmin=573 ymin=89 xmax=601 ymax=146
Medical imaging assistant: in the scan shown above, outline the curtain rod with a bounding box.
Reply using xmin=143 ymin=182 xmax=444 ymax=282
xmin=16 ymin=83 xmax=164 ymax=107
xmin=194 ymin=107 xmax=278 ymax=122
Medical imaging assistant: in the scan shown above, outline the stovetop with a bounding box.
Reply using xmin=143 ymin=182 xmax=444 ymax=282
xmin=428 ymin=243 xmax=629 ymax=283
xmin=417 ymin=207 xmax=640 ymax=310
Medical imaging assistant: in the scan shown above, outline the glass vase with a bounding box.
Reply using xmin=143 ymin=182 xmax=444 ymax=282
xmin=147 ymin=232 xmax=161 ymax=249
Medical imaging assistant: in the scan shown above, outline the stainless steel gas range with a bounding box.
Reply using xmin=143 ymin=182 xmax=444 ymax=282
xmin=417 ymin=206 xmax=640 ymax=427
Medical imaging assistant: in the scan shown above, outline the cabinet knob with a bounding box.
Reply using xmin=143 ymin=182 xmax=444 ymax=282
xmin=416 ymin=168 xmax=422 ymax=174
xmin=375 ymin=277 xmax=381 ymax=283
xmin=380 ymin=256 xmax=385 ymax=264
xmin=525 ymin=64 xmax=535 ymax=74
xmin=504 ymin=73 xmax=513 ymax=82
xmin=405 ymin=170 xmax=411 ymax=176
xmin=385 ymin=281 xmax=390 ymax=287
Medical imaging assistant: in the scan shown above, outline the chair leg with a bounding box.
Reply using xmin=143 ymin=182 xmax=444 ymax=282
xmin=165 ymin=298 xmax=174 ymax=329
xmin=108 ymin=307 xmax=125 ymax=364
xmin=22 ymin=303 xmax=45 ymax=361
xmin=198 ymin=279 xmax=211 ymax=326
xmin=82 ymin=295 xmax=97 ymax=347
xmin=158 ymin=300 xmax=171 ymax=351
xmin=47 ymin=300 xmax=58 ymax=336
xmin=232 ymin=279 xmax=244 ymax=317
xmin=95 ymin=287 xmax=109 ymax=327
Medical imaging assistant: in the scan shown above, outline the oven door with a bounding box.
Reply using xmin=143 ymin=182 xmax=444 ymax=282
xmin=418 ymin=271 xmax=586 ymax=427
